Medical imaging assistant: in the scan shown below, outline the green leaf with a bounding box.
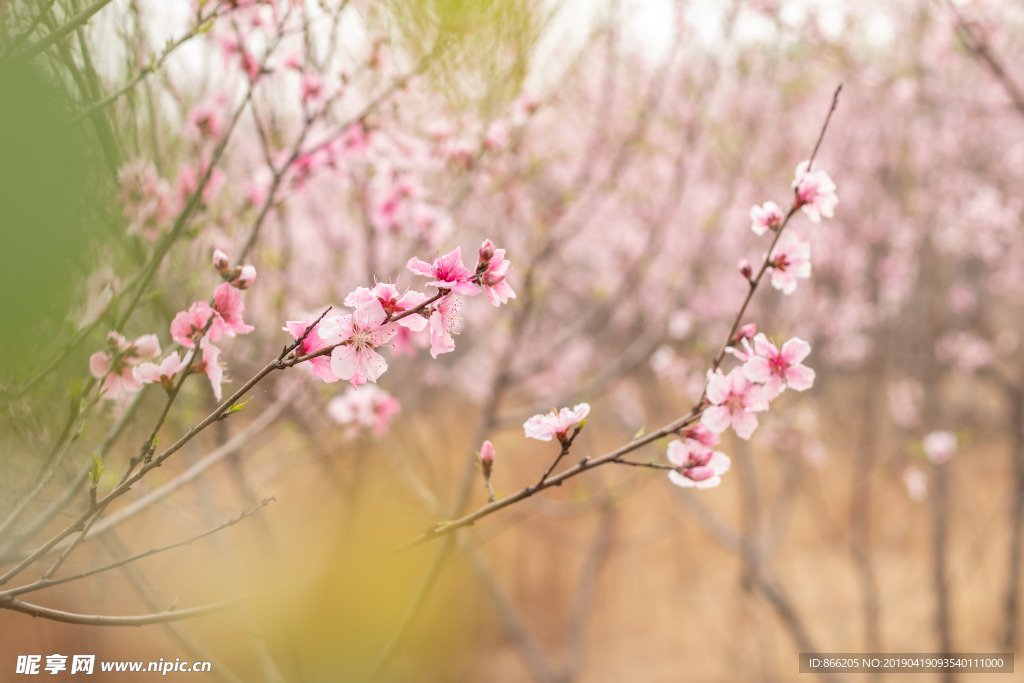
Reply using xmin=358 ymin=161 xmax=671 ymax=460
xmin=227 ymin=397 xmax=253 ymax=415
xmin=90 ymin=453 xmax=104 ymax=485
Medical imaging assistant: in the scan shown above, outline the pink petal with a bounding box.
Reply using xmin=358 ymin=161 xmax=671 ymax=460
xmin=784 ymin=363 xmax=816 ymax=391
xmin=701 ymin=405 xmax=732 ymax=434
xmin=743 ymin=357 xmax=772 ymax=384
xmin=121 ymin=367 xmax=142 ymax=393
xmin=708 ymin=451 xmax=731 ymax=476
xmin=731 ymin=409 xmax=759 ymax=440
xmin=705 ymin=372 xmax=730 ymax=405
xmin=406 ymin=256 xmax=436 ymax=278
xmin=666 ymin=439 xmax=687 ymax=467
xmin=667 ymin=470 xmax=696 ymax=488
xmin=780 ymin=337 xmax=811 ymax=364
xmin=89 ymin=352 xmax=110 ymax=379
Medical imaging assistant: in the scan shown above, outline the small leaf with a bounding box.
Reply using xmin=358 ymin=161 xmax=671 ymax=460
xmin=90 ymin=453 xmax=104 ymax=485
xmin=633 ymin=425 xmax=645 ymax=440
xmin=227 ymin=397 xmax=253 ymax=415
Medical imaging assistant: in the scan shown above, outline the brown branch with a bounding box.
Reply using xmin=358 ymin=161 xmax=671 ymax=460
xmin=391 ymin=85 xmax=843 ymax=554
xmin=0 ymin=594 xmax=247 ymax=626
xmin=0 ymin=500 xmax=273 ymax=600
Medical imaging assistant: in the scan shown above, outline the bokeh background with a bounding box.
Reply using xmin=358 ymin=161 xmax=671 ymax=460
xmin=1 ymin=0 xmax=1023 ymax=681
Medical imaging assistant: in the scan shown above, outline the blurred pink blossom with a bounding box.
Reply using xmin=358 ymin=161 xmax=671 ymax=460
xmin=327 ymin=385 xmax=401 ymax=436
xmin=792 ymin=161 xmax=838 ymax=223
xmin=750 ymin=200 xmax=784 ymax=236
xmin=666 ymin=438 xmax=731 ymax=489
xmin=768 ymin=231 xmax=811 ymax=295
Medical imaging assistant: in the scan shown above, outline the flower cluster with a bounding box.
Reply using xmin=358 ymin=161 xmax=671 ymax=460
xmin=111 ymin=250 xmax=259 ymax=402
xmin=116 ymin=160 xmax=173 ymax=241
xmin=706 ymin=331 xmax=816 ymax=443
xmin=745 ymin=162 xmax=838 ymax=296
xmin=666 ymin=436 xmax=731 ymax=488
xmin=89 ymin=332 xmax=161 ymax=400
xmin=658 ymin=161 xmax=836 ymax=490
xmin=288 ymin=241 xmax=514 ymax=387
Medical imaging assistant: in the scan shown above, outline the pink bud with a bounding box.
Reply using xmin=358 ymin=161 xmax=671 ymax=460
xmin=480 ymin=440 xmax=495 ymax=475
xmin=738 ymin=257 xmax=753 ymax=280
xmin=213 ymin=249 xmax=230 ymax=274
xmin=478 ymin=239 xmax=495 ymax=265
xmin=234 ymin=265 xmax=257 ymax=290
xmin=734 ymin=323 xmax=756 ymax=343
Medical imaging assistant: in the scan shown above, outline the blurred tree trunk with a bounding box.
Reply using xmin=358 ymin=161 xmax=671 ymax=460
xmin=1002 ymin=387 xmax=1024 ymax=649
xmin=851 ymin=370 xmax=882 ymax=668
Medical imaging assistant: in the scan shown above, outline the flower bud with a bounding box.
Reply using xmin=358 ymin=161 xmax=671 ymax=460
xmin=738 ymin=257 xmax=753 ymax=281
xmin=478 ymin=239 xmax=495 ymax=265
xmin=234 ymin=264 xmax=257 ymax=290
xmin=733 ymin=323 xmax=756 ymax=344
xmin=213 ymin=249 xmax=230 ymax=274
xmin=480 ymin=440 xmax=495 ymax=475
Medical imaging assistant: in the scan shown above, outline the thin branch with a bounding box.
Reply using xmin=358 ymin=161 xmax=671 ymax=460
xmin=0 ymin=499 xmax=273 ymax=600
xmin=0 ymin=594 xmax=247 ymax=626
xmin=12 ymin=0 xmax=116 ymax=63
xmin=390 ymin=85 xmax=843 ymax=554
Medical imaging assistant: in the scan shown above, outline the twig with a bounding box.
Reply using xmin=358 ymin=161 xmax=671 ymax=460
xmin=11 ymin=0 xmax=116 ymax=63
xmin=0 ymin=594 xmax=247 ymax=626
xmin=0 ymin=499 xmax=273 ymax=600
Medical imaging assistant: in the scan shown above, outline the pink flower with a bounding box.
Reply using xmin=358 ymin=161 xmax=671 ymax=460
xmin=702 ymin=368 xmax=769 ymax=440
xmin=192 ymin=336 xmax=224 ymax=400
xmin=768 ymin=231 xmax=811 ymax=295
xmin=792 ymin=161 xmax=837 ymax=223
xmin=213 ymin=282 xmax=255 ymax=337
xmin=188 ymin=101 xmax=224 ymax=139
xmin=483 ymin=121 xmax=509 ymax=150
xmin=427 ymin=294 xmax=459 ymax=359
xmin=478 ymin=242 xmax=516 ymax=307
xmin=327 ymin=385 xmax=401 ymax=436
xmin=742 ymin=334 xmax=816 ymax=399
xmin=666 ymin=439 xmax=731 ymax=489
xmin=390 ymin=326 xmax=420 ymax=357
xmin=903 ymin=467 xmax=927 ymax=502
xmin=284 ymin=315 xmax=338 ymax=383
xmin=116 ymin=160 xmax=173 ymax=241
xmin=170 ymin=301 xmax=216 ymax=347
xmin=301 ymin=73 xmax=325 ymax=105
xmin=89 ymin=332 xmax=161 ymax=400
xmin=318 ymin=301 xmax=398 ymax=386
xmin=923 ymin=431 xmax=957 ymax=465
xmin=750 ymin=200 xmax=784 ymax=236
xmin=133 ymin=352 xmax=188 ymax=391
xmin=406 ymin=247 xmax=482 ymax=296
xmin=344 ymin=283 xmax=429 ymax=331
xmin=523 ymin=403 xmax=590 ymax=442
